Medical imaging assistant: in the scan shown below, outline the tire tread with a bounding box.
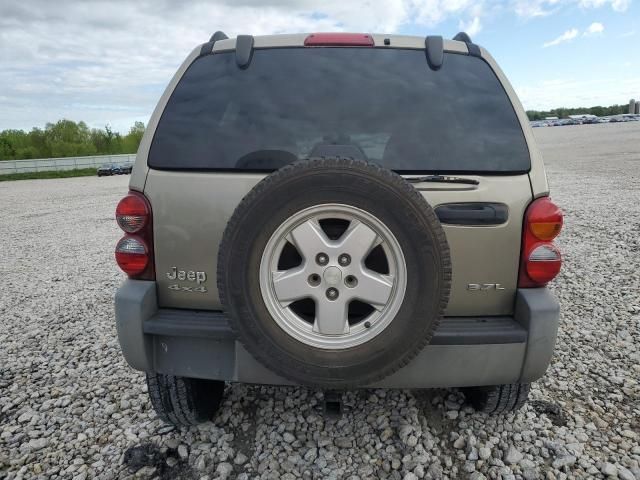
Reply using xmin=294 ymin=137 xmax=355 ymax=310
xmin=145 ymin=373 xmax=225 ymax=426
xmin=464 ymin=383 xmax=531 ymax=414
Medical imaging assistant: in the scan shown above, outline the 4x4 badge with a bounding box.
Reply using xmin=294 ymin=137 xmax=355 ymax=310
xmin=168 ymin=284 xmax=207 ymax=293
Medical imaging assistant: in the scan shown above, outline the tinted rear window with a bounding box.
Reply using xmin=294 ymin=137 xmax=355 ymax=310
xmin=149 ymin=48 xmax=529 ymax=173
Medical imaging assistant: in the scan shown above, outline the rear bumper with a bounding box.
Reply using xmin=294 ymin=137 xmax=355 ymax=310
xmin=115 ymin=280 xmax=560 ymax=388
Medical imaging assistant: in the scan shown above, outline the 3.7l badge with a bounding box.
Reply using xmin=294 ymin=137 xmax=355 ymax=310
xmin=467 ymin=283 xmax=505 ymax=291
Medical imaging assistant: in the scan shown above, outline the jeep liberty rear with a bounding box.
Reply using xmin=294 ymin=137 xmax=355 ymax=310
xmin=114 ymin=32 xmax=562 ymax=425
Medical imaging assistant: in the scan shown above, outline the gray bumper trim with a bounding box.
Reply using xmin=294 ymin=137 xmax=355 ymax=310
xmin=115 ymin=281 xmax=559 ymax=388
xmin=115 ymin=280 xmax=158 ymax=371
xmin=144 ymin=310 xmax=235 ymax=340
xmin=143 ymin=310 xmax=527 ymax=345
xmin=514 ymin=288 xmax=560 ymax=383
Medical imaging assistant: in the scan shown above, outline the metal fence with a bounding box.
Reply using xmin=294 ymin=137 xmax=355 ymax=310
xmin=0 ymin=154 xmax=136 ymax=175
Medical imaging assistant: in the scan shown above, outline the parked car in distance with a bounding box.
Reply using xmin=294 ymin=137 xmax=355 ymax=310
xmin=120 ymin=162 xmax=134 ymax=174
xmin=98 ymin=163 xmax=133 ymax=176
xmin=97 ymin=164 xmax=119 ymax=176
xmin=531 ymin=114 xmax=636 ymax=127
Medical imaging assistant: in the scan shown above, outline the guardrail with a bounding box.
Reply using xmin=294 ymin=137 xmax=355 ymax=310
xmin=0 ymin=154 xmax=136 ymax=175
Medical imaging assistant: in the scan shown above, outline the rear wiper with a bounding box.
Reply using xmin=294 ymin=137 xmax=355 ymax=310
xmin=405 ymin=175 xmax=479 ymax=185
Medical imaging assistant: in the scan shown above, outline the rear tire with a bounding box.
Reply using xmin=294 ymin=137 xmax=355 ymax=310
xmin=463 ymin=383 xmax=530 ymax=414
xmin=146 ymin=373 xmax=225 ymax=426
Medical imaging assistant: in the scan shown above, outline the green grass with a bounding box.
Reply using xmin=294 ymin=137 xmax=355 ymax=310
xmin=0 ymin=168 xmax=98 ymax=182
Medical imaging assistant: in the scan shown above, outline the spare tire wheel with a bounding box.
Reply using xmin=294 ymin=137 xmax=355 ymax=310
xmin=217 ymin=158 xmax=451 ymax=388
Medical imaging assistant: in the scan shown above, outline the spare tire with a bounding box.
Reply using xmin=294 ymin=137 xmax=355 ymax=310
xmin=218 ymin=158 xmax=451 ymax=388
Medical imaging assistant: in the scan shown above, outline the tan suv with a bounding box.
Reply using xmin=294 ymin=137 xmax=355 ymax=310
xmin=114 ymin=31 xmax=563 ymax=426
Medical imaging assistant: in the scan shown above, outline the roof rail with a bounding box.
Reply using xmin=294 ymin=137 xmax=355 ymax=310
xmin=199 ymin=30 xmax=229 ymax=57
xmin=425 ymin=35 xmax=444 ymax=70
xmin=452 ymin=31 xmax=472 ymax=43
xmin=210 ymin=31 xmax=228 ymax=43
xmin=235 ymin=35 xmax=254 ymax=69
xmin=452 ymin=31 xmax=481 ymax=57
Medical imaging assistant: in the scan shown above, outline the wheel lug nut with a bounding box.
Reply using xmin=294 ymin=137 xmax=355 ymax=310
xmin=326 ymin=288 xmax=339 ymax=300
xmin=308 ymin=274 xmax=321 ymax=286
xmin=338 ymin=254 xmax=351 ymax=266
xmin=316 ymin=253 xmax=329 ymax=266
xmin=344 ymin=275 xmax=358 ymax=288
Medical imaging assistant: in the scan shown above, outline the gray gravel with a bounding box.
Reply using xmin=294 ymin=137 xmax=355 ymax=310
xmin=1 ymin=122 xmax=639 ymax=479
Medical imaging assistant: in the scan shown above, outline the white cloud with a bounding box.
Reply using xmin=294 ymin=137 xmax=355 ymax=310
xmin=458 ymin=16 xmax=482 ymax=36
xmin=515 ymin=0 xmax=631 ymax=18
xmin=516 ymin=75 xmax=640 ymax=110
xmin=410 ymin=0 xmax=478 ymax=27
xmin=611 ymin=0 xmax=632 ymax=11
xmin=579 ymin=0 xmax=630 ymax=11
xmin=584 ymin=22 xmax=604 ymax=35
xmin=543 ymin=28 xmax=579 ymax=47
xmin=513 ymin=0 xmax=561 ymax=18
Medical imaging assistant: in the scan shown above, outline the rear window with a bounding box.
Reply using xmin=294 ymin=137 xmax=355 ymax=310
xmin=149 ymin=48 xmax=530 ymax=173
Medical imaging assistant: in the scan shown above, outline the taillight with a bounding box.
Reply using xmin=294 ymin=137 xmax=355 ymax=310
xmin=519 ymin=197 xmax=563 ymax=287
xmin=527 ymin=197 xmax=563 ymax=240
xmin=115 ymin=236 xmax=149 ymax=275
xmin=115 ymin=191 xmax=154 ymax=280
xmin=526 ymin=244 xmax=562 ymax=284
xmin=116 ymin=192 xmax=149 ymax=233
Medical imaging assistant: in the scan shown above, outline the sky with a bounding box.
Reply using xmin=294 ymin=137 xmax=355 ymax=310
xmin=0 ymin=0 xmax=638 ymax=133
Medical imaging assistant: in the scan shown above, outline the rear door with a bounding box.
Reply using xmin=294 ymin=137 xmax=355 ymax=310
xmin=143 ymin=46 xmax=533 ymax=316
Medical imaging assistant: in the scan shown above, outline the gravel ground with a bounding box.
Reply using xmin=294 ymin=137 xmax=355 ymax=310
xmin=1 ymin=122 xmax=639 ymax=480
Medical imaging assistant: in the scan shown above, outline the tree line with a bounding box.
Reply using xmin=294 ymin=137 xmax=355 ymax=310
xmin=0 ymin=106 xmax=632 ymax=160
xmin=526 ymin=104 xmax=629 ymax=120
xmin=0 ymin=120 xmax=146 ymax=161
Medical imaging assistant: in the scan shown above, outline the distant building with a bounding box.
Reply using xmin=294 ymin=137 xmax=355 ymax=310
xmin=544 ymin=116 xmax=559 ymax=120
xmin=630 ymin=99 xmax=636 ymax=114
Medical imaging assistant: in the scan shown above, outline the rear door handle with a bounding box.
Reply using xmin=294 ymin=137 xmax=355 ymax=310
xmin=435 ymin=203 xmax=508 ymax=226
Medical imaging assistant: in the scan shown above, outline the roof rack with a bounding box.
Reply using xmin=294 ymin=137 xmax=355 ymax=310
xmin=199 ymin=30 xmax=229 ymax=57
xmin=452 ymin=31 xmax=481 ymax=57
xmin=425 ymin=36 xmax=444 ymax=70
xmin=235 ymin=35 xmax=254 ymax=69
xmin=210 ymin=31 xmax=228 ymax=43
xmin=452 ymin=31 xmax=472 ymax=43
